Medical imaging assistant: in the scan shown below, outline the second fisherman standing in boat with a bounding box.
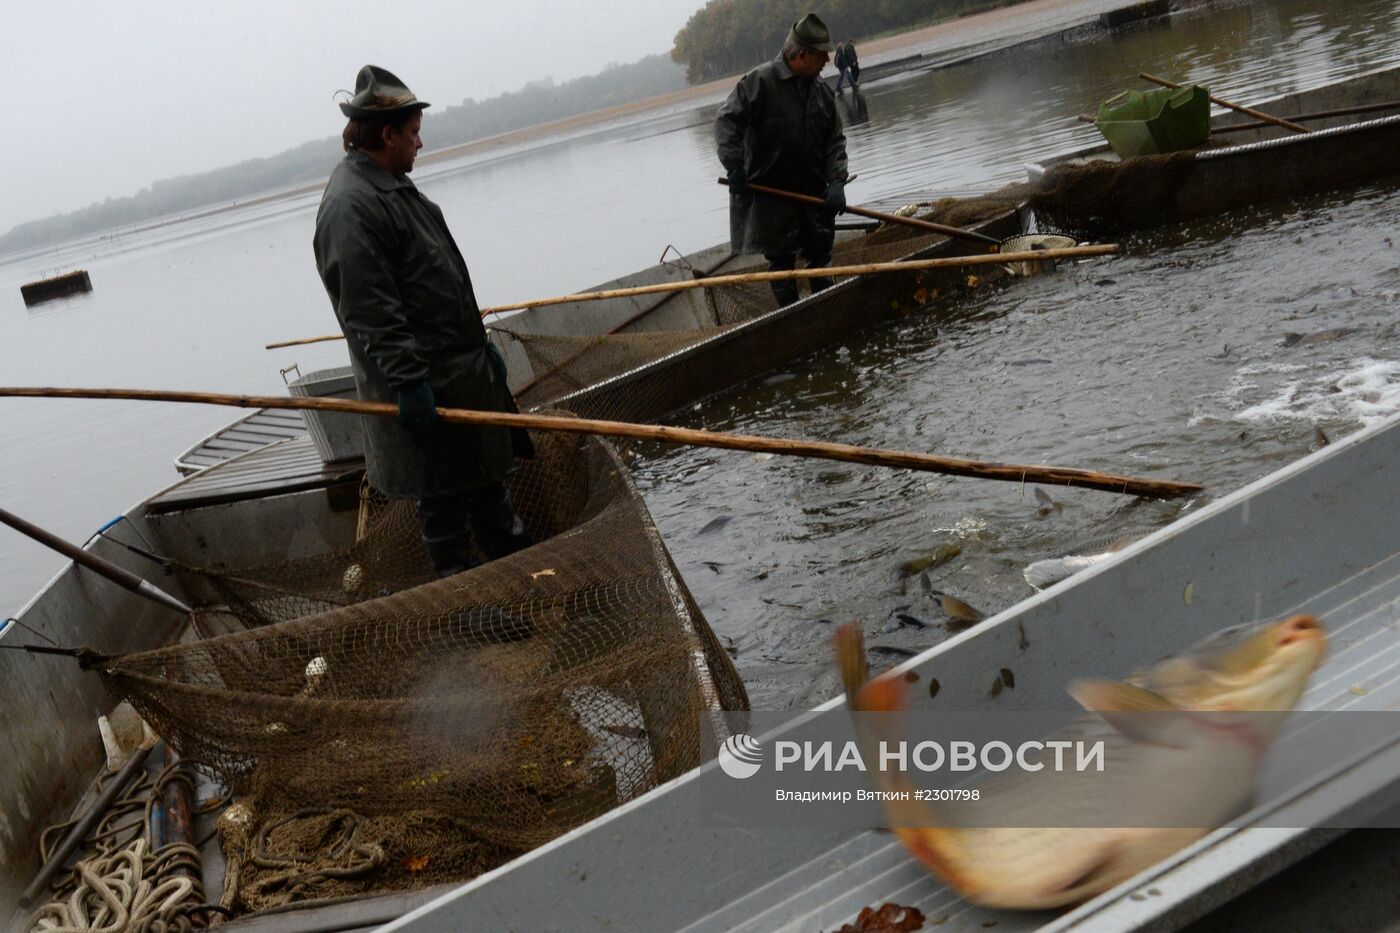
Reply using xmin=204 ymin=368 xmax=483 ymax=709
xmin=313 ymin=65 xmax=535 ymax=578
xmin=715 ymin=12 xmax=850 ymax=308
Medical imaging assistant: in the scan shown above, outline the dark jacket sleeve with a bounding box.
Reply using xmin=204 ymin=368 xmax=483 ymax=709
xmin=714 ymin=74 xmax=755 ymax=173
xmin=825 ymin=98 xmax=850 ymax=184
xmin=314 ymin=190 xmax=431 ymax=389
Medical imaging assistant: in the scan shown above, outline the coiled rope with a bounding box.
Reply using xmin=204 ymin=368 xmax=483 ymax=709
xmin=27 ymin=838 xmax=201 ymax=933
xmin=26 ymin=758 xmax=225 ymax=932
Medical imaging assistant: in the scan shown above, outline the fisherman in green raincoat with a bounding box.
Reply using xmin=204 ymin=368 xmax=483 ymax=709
xmin=715 ymin=13 xmax=850 ymax=307
xmin=313 ymin=65 xmax=533 ymax=577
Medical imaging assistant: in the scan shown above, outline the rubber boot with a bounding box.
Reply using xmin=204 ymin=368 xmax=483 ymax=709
xmin=419 ymin=524 xmax=480 ymax=579
xmin=467 ymin=486 xmax=534 ymax=560
xmin=770 ymin=279 xmax=801 ymax=307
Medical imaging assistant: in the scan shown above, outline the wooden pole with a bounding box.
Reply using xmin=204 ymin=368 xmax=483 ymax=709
xmin=720 ymin=177 xmax=1004 ymax=246
xmin=481 ymin=246 xmax=1111 ymax=316
xmin=0 ymin=386 xmax=1203 ymax=500
xmin=265 ymin=244 xmax=1117 ymax=348
xmin=1080 ymin=99 xmax=1400 ymax=131
xmin=1139 ymin=73 xmax=1310 ymax=134
xmin=17 ymin=744 xmax=154 ymax=910
xmin=0 ymin=505 xmax=192 ymax=615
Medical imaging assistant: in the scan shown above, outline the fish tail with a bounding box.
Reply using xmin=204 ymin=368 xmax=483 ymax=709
xmin=836 ymin=623 xmax=910 ymax=712
xmin=833 ymin=624 xmax=976 ymax=899
xmin=834 ymin=623 xmax=870 ymax=705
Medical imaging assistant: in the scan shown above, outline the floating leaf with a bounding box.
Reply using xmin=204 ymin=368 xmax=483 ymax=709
xmin=530 ymin=568 xmax=556 ymax=580
xmin=404 ymin=854 xmax=430 ymax=872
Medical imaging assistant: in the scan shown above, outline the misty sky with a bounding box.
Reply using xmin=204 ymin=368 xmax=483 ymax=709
xmin=2 ymin=0 xmax=706 ymax=234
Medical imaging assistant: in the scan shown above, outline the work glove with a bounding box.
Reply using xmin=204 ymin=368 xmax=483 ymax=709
xmin=726 ymin=165 xmax=749 ymax=193
xmin=824 ymin=179 xmax=847 ymax=216
xmin=397 ymin=382 xmax=440 ymax=445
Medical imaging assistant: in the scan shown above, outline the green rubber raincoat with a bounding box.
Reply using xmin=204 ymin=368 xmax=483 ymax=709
xmin=313 ymin=150 xmax=527 ymax=499
xmin=715 ymin=56 xmax=849 ymax=255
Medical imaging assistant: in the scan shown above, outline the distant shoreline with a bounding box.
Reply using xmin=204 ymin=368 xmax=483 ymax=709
xmin=417 ymin=0 xmax=1113 ymax=169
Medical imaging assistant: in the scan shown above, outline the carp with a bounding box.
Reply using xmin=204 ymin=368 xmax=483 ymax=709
xmin=834 ymin=614 xmax=1326 ymax=909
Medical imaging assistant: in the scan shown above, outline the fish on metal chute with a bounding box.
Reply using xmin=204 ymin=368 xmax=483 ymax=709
xmin=834 ymin=614 xmax=1326 ymax=910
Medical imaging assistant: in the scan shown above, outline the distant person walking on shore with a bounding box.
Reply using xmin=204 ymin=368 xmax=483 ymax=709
xmin=835 ymin=41 xmax=852 ymax=91
xmin=715 ymin=12 xmax=850 ymax=308
xmin=313 ymin=65 xmax=534 ymax=578
xmin=843 ymin=39 xmax=861 ymax=89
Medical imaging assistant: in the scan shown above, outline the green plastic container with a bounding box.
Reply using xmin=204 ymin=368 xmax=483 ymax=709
xmin=1094 ymin=85 xmax=1211 ymax=158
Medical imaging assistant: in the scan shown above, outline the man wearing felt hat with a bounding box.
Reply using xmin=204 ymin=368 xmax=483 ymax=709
xmin=313 ymin=65 xmax=534 ymax=578
xmin=715 ymin=12 xmax=850 ymax=308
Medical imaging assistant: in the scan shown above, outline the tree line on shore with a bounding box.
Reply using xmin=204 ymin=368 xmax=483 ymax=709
xmin=1 ymin=55 xmax=686 ymax=256
xmin=670 ymin=0 xmax=1026 ymax=83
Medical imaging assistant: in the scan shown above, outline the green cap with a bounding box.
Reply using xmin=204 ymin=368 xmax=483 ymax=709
xmin=789 ymin=13 xmax=835 ymax=53
xmin=338 ymin=65 xmax=430 ymax=120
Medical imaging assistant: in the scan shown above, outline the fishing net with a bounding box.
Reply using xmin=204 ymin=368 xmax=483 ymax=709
xmin=1029 ymin=151 xmax=1199 ymax=237
xmin=101 ymin=427 xmax=746 ymax=913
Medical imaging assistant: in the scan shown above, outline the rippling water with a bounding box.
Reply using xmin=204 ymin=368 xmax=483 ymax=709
xmin=639 ymin=181 xmax=1400 ymax=706
xmin=2 ymin=0 xmax=1399 ymax=703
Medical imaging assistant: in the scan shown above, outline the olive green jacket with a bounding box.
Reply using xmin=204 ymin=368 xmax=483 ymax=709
xmin=715 ymin=56 xmax=849 ymax=255
xmin=313 ymin=150 xmax=524 ymax=498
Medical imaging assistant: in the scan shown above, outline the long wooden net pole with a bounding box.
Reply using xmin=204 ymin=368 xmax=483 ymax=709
xmin=264 ymin=244 xmax=1117 ymax=349
xmin=0 ymin=387 xmax=1202 ymax=500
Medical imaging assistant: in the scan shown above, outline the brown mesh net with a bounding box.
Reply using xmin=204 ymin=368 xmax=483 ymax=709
xmin=1029 ymin=152 xmax=1198 ymax=237
xmin=104 ymin=428 xmax=745 ymax=914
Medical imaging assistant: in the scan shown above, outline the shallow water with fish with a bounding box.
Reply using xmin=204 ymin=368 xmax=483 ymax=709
xmin=2 ymin=0 xmax=1399 ymax=710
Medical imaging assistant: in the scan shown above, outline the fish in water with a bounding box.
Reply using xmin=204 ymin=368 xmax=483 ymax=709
xmin=870 ymin=645 xmax=920 ymax=659
xmin=1311 ymin=425 xmax=1330 ymax=451
xmin=697 ymin=515 xmax=733 ymax=535
xmin=899 ymin=544 xmax=961 ymax=577
xmin=1034 ymin=488 xmax=1060 ymax=516
xmin=1281 ymin=327 xmax=1360 ymax=348
xmin=834 ymin=614 xmax=1326 ymax=910
xmin=927 ymin=589 xmax=985 ymax=629
xmin=1023 ymin=538 xmax=1131 ymax=590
